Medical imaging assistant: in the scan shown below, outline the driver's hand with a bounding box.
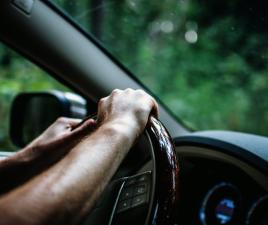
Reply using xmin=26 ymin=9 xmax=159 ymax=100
xmin=24 ymin=116 xmax=97 ymax=160
xmin=0 ymin=117 xmax=97 ymax=194
xmin=97 ymin=89 xmax=159 ymax=138
xmin=28 ymin=117 xmax=96 ymax=148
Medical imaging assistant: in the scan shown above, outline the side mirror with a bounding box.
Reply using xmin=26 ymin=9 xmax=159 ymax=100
xmin=10 ymin=91 xmax=87 ymax=148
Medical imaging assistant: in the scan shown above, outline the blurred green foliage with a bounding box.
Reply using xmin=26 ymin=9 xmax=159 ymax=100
xmin=1 ymin=0 xmax=268 ymax=150
xmin=54 ymin=0 xmax=268 ymax=133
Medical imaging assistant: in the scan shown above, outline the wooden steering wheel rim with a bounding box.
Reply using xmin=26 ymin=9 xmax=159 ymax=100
xmin=146 ymin=116 xmax=180 ymax=225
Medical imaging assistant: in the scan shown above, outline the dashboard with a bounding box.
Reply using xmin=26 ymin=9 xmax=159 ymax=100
xmin=174 ymin=131 xmax=268 ymax=225
xmin=113 ymin=130 xmax=268 ymax=225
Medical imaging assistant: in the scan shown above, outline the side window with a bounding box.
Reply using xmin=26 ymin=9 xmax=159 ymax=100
xmin=0 ymin=43 xmax=69 ymax=151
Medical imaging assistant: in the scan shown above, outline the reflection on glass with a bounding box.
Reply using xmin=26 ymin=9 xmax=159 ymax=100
xmin=215 ymin=199 xmax=235 ymax=224
xmin=22 ymin=96 xmax=62 ymax=144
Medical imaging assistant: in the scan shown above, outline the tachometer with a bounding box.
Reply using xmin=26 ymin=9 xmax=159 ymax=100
xmin=246 ymin=195 xmax=268 ymax=225
xmin=199 ymin=182 xmax=242 ymax=225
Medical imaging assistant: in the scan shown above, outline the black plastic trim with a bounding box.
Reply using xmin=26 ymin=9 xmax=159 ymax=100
xmin=0 ymin=37 xmax=97 ymax=111
xmin=174 ymin=136 xmax=268 ymax=175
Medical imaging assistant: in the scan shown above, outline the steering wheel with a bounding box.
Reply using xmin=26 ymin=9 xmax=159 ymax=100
xmin=82 ymin=117 xmax=180 ymax=225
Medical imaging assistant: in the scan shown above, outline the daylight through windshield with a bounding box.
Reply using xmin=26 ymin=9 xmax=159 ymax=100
xmin=52 ymin=0 xmax=268 ymax=136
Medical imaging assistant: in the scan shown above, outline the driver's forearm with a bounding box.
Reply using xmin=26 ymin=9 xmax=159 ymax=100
xmin=0 ymin=140 xmax=73 ymax=194
xmin=0 ymin=120 xmax=137 ymax=225
xmin=0 ymin=146 xmax=44 ymax=194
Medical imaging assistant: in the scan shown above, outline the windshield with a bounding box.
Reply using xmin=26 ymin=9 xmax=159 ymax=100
xmin=51 ymin=0 xmax=268 ymax=136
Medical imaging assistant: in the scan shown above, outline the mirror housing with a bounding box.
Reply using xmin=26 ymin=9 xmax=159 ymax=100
xmin=10 ymin=91 xmax=87 ymax=148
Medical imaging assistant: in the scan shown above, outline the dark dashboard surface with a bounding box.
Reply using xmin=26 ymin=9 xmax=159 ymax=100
xmin=174 ymin=131 xmax=268 ymax=225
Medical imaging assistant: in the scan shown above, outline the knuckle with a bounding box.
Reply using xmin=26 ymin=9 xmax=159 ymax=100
xmin=98 ymin=98 xmax=106 ymax=106
xmin=56 ymin=117 xmax=67 ymax=123
xmin=136 ymin=89 xmax=146 ymax=94
xmin=112 ymin=89 xmax=120 ymax=95
xmin=111 ymin=89 xmax=124 ymax=98
xmin=125 ymin=88 xmax=133 ymax=92
xmin=137 ymin=89 xmax=149 ymax=98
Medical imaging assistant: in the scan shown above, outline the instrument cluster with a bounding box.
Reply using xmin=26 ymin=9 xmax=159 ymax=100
xmin=199 ymin=182 xmax=268 ymax=225
xmin=176 ymin=158 xmax=268 ymax=225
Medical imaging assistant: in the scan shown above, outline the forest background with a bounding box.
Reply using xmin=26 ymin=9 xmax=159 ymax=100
xmin=0 ymin=0 xmax=268 ymax=150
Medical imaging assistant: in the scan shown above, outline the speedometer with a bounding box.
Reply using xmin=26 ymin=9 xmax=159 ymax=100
xmin=246 ymin=195 xmax=268 ymax=225
xmin=199 ymin=182 xmax=242 ymax=225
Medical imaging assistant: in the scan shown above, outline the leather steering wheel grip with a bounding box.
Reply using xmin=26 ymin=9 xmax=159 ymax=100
xmin=146 ymin=117 xmax=180 ymax=225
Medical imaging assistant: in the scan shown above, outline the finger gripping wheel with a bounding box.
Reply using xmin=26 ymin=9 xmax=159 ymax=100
xmin=146 ymin=117 xmax=180 ymax=225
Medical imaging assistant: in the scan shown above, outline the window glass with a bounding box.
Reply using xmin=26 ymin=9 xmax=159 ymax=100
xmin=52 ymin=0 xmax=268 ymax=136
xmin=0 ymin=43 xmax=69 ymax=151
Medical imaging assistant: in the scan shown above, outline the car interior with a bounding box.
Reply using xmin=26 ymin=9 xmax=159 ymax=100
xmin=0 ymin=1 xmax=268 ymax=225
